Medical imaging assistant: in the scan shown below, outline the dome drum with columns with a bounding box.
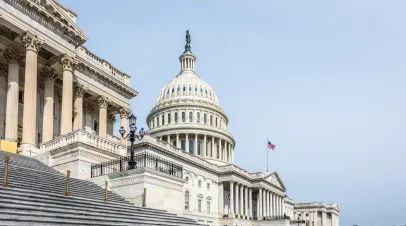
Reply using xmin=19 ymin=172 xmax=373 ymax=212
xmin=147 ymin=30 xmax=235 ymax=166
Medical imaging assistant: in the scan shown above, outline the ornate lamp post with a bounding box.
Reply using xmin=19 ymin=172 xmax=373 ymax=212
xmin=119 ymin=113 xmax=146 ymax=169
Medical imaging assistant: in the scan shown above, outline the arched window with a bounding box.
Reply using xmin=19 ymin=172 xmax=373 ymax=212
xmin=204 ymin=113 xmax=207 ymax=124
xmin=184 ymin=191 xmax=190 ymax=210
xmin=189 ymin=140 xmax=193 ymax=154
xmin=162 ymin=115 xmax=165 ymax=125
xmin=181 ymin=140 xmax=185 ymax=151
xmin=172 ymin=88 xmax=175 ymax=93
xmin=197 ymin=194 xmax=203 ymax=212
xmin=166 ymin=89 xmax=169 ymax=95
xmin=197 ymin=112 xmax=200 ymax=123
xmin=177 ymin=87 xmax=180 ymax=92
xmin=156 ymin=116 xmax=159 ymax=126
xmin=175 ymin=112 xmax=178 ymax=122
xmin=215 ymin=117 xmax=218 ymax=126
xmin=183 ymin=86 xmax=186 ymax=92
xmin=182 ymin=112 xmax=185 ymax=122
xmin=168 ymin=113 xmax=171 ymax=124
xmin=189 ymin=86 xmax=192 ymax=92
xmin=210 ymin=115 xmax=213 ymax=125
xmin=206 ymin=197 xmax=212 ymax=213
xmin=195 ymin=87 xmax=198 ymax=92
xmin=189 ymin=112 xmax=193 ymax=122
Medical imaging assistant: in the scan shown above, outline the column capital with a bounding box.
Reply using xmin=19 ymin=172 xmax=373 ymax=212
xmin=40 ymin=66 xmax=57 ymax=82
xmin=97 ymin=95 xmax=110 ymax=108
xmin=119 ymin=107 xmax=131 ymax=119
xmin=60 ymin=54 xmax=77 ymax=72
xmin=3 ymin=47 xmax=23 ymax=65
xmin=108 ymin=114 xmax=116 ymax=124
xmin=0 ymin=64 xmax=7 ymax=78
xmin=74 ymin=82 xmax=87 ymax=98
xmin=84 ymin=103 xmax=94 ymax=114
xmin=21 ymin=31 xmax=44 ymax=52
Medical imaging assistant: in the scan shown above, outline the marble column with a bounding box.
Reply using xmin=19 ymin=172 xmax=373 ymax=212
xmin=218 ymin=182 xmax=224 ymax=215
xmin=97 ymin=95 xmax=110 ymax=138
xmin=263 ymin=190 xmax=267 ymax=217
xmin=176 ymin=133 xmax=180 ymax=148
xmin=258 ymin=188 xmax=262 ymax=218
xmin=235 ymin=183 xmax=239 ymax=216
xmin=229 ymin=182 xmax=234 ymax=216
xmin=59 ymin=54 xmax=76 ymax=135
xmin=219 ymin=138 xmax=222 ymax=160
xmin=202 ymin=134 xmax=207 ymax=157
xmin=119 ymin=107 xmax=130 ymax=145
xmin=20 ymin=31 xmax=43 ymax=152
xmin=4 ymin=47 xmax=22 ymax=141
xmin=40 ymin=67 xmax=56 ymax=142
xmin=185 ymin=133 xmax=189 ymax=152
xmin=245 ymin=186 xmax=248 ymax=218
xmin=167 ymin=134 xmax=170 ymax=143
xmin=249 ymin=188 xmax=253 ymax=218
xmin=240 ymin=185 xmax=244 ymax=216
xmin=265 ymin=190 xmax=269 ymax=217
xmin=194 ymin=133 xmax=198 ymax=155
xmin=271 ymin=192 xmax=274 ymax=218
xmin=73 ymin=82 xmax=87 ymax=130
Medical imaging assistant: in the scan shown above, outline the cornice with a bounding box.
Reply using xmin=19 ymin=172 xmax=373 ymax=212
xmin=76 ymin=60 xmax=138 ymax=99
xmin=110 ymin=174 xmax=183 ymax=192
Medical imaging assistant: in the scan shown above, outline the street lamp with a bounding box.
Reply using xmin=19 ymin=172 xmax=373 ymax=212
xmin=119 ymin=113 xmax=146 ymax=170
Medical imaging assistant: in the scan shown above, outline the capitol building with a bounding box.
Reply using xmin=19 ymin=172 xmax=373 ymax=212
xmin=0 ymin=0 xmax=339 ymax=226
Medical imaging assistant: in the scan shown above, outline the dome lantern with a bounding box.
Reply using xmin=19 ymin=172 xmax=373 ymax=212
xmin=179 ymin=30 xmax=196 ymax=72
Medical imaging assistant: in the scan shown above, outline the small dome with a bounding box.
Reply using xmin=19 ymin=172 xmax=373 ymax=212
xmin=156 ymin=71 xmax=219 ymax=106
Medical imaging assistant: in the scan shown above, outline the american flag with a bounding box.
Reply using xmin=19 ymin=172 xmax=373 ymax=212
xmin=268 ymin=141 xmax=276 ymax=151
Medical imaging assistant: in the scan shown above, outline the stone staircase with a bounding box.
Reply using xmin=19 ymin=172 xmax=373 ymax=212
xmin=0 ymin=150 xmax=201 ymax=225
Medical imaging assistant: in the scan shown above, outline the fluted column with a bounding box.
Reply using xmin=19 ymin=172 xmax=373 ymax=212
xmin=211 ymin=136 xmax=215 ymax=159
xmin=244 ymin=186 xmax=248 ymax=217
xmin=258 ymin=188 xmax=262 ymax=218
xmin=4 ymin=47 xmax=22 ymax=141
xmin=249 ymin=188 xmax=253 ymax=219
xmin=21 ymin=32 xmax=43 ymax=152
xmin=97 ymin=96 xmax=110 ymax=138
xmin=176 ymin=133 xmax=180 ymax=148
xmin=218 ymin=182 xmax=224 ymax=215
xmin=240 ymin=184 xmax=244 ymax=216
xmin=73 ymin=82 xmax=87 ymax=130
xmin=119 ymin=107 xmax=130 ymax=145
xmin=59 ymin=54 xmax=77 ymax=135
xmin=194 ymin=133 xmax=198 ymax=155
xmin=219 ymin=138 xmax=222 ymax=160
xmin=203 ymin=134 xmax=207 ymax=157
xmin=40 ymin=67 xmax=56 ymax=142
xmin=235 ymin=183 xmax=239 ymax=216
xmin=229 ymin=182 xmax=234 ymax=216
xmin=185 ymin=133 xmax=189 ymax=152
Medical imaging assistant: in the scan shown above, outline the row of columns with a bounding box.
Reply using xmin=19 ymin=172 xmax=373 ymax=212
xmin=257 ymin=187 xmax=284 ymax=219
xmin=2 ymin=31 xmax=131 ymax=152
xmin=226 ymin=181 xmax=253 ymax=219
xmin=160 ymin=133 xmax=234 ymax=163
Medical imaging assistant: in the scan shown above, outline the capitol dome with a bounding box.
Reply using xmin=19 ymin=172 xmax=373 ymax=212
xmin=147 ymin=31 xmax=235 ymax=166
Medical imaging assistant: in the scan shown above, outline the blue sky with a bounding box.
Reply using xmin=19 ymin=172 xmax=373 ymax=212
xmin=59 ymin=1 xmax=406 ymax=225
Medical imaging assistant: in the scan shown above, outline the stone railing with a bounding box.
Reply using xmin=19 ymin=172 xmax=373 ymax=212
xmin=40 ymin=129 xmax=126 ymax=156
xmin=76 ymin=46 xmax=130 ymax=85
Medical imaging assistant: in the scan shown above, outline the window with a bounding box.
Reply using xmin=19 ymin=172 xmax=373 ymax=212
xmin=198 ymin=199 xmax=202 ymax=212
xmin=189 ymin=112 xmax=193 ymax=122
xmin=156 ymin=116 xmax=159 ymax=126
xmin=168 ymin=113 xmax=171 ymax=124
xmin=207 ymin=183 xmax=210 ymax=190
xmin=182 ymin=86 xmax=185 ymax=92
xmin=204 ymin=113 xmax=207 ymax=124
xmin=182 ymin=112 xmax=185 ymax=122
xmin=175 ymin=112 xmax=178 ymax=122
xmin=197 ymin=141 xmax=201 ymax=155
xmin=181 ymin=140 xmax=185 ymax=151
xmin=167 ymin=89 xmax=169 ymax=94
xmin=198 ymin=180 xmax=202 ymax=187
xmin=162 ymin=115 xmax=165 ymax=125
xmin=205 ymin=89 xmax=208 ymax=95
xmin=172 ymin=88 xmax=174 ymax=93
xmin=197 ymin=112 xmax=200 ymax=123
xmin=93 ymin=120 xmax=99 ymax=132
xmin=189 ymin=140 xmax=193 ymax=154
xmin=151 ymin=120 xmax=154 ymax=128
xmin=306 ymin=213 xmax=309 ymax=217
xmin=185 ymin=177 xmax=189 ymax=184
xmin=215 ymin=117 xmax=218 ymax=126
xmin=184 ymin=191 xmax=189 ymax=210
xmin=189 ymin=86 xmax=192 ymax=92
xmin=210 ymin=115 xmax=213 ymax=125
xmin=200 ymin=88 xmax=203 ymax=93
xmin=206 ymin=201 xmax=210 ymax=213
xmin=195 ymin=87 xmax=197 ymax=92
xmin=177 ymin=87 xmax=180 ymax=92
xmin=18 ymin=90 xmax=24 ymax=104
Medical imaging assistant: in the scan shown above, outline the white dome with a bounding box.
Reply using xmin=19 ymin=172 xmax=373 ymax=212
xmin=156 ymin=71 xmax=219 ymax=106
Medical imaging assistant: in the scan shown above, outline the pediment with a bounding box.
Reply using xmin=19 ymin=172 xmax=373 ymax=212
xmin=264 ymin=172 xmax=286 ymax=191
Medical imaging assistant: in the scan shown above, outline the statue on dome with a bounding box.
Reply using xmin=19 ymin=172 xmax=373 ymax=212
xmin=184 ymin=30 xmax=191 ymax=53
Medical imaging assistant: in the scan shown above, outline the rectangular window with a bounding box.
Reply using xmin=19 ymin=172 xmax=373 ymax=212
xmin=204 ymin=113 xmax=207 ymax=124
xmin=198 ymin=180 xmax=202 ymax=187
xmin=157 ymin=116 xmax=159 ymax=126
xmin=207 ymin=201 xmax=210 ymax=213
xmin=181 ymin=140 xmax=185 ymax=151
xmin=93 ymin=120 xmax=99 ymax=132
xmin=197 ymin=112 xmax=200 ymax=123
xmin=198 ymin=199 xmax=202 ymax=212
xmin=182 ymin=112 xmax=185 ymax=122
xmin=168 ymin=113 xmax=171 ymax=124
xmin=210 ymin=115 xmax=213 ymax=125
xmin=175 ymin=112 xmax=178 ymax=122
xmin=18 ymin=90 xmax=24 ymax=104
xmin=207 ymin=183 xmax=210 ymax=190
xmin=162 ymin=115 xmax=165 ymax=125
xmin=189 ymin=112 xmax=193 ymax=122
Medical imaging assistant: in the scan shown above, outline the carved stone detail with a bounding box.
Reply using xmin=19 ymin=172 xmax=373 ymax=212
xmin=84 ymin=103 xmax=94 ymax=114
xmin=60 ymin=54 xmax=77 ymax=72
xmin=21 ymin=31 xmax=44 ymax=52
xmin=119 ymin=107 xmax=132 ymax=119
xmin=0 ymin=64 xmax=7 ymax=78
xmin=3 ymin=47 xmax=23 ymax=65
xmin=108 ymin=114 xmax=116 ymax=124
xmin=74 ymin=82 xmax=87 ymax=98
xmin=97 ymin=95 xmax=110 ymax=108
xmin=110 ymin=175 xmax=183 ymax=191
xmin=39 ymin=66 xmax=57 ymax=82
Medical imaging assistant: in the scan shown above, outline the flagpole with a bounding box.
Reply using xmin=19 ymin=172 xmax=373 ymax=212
xmin=267 ymin=138 xmax=269 ymax=172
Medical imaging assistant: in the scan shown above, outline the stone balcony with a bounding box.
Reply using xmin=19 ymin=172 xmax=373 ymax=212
xmin=35 ymin=129 xmax=127 ymax=179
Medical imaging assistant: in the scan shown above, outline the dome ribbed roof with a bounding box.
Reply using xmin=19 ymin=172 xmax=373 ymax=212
xmin=156 ymin=71 xmax=219 ymax=106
